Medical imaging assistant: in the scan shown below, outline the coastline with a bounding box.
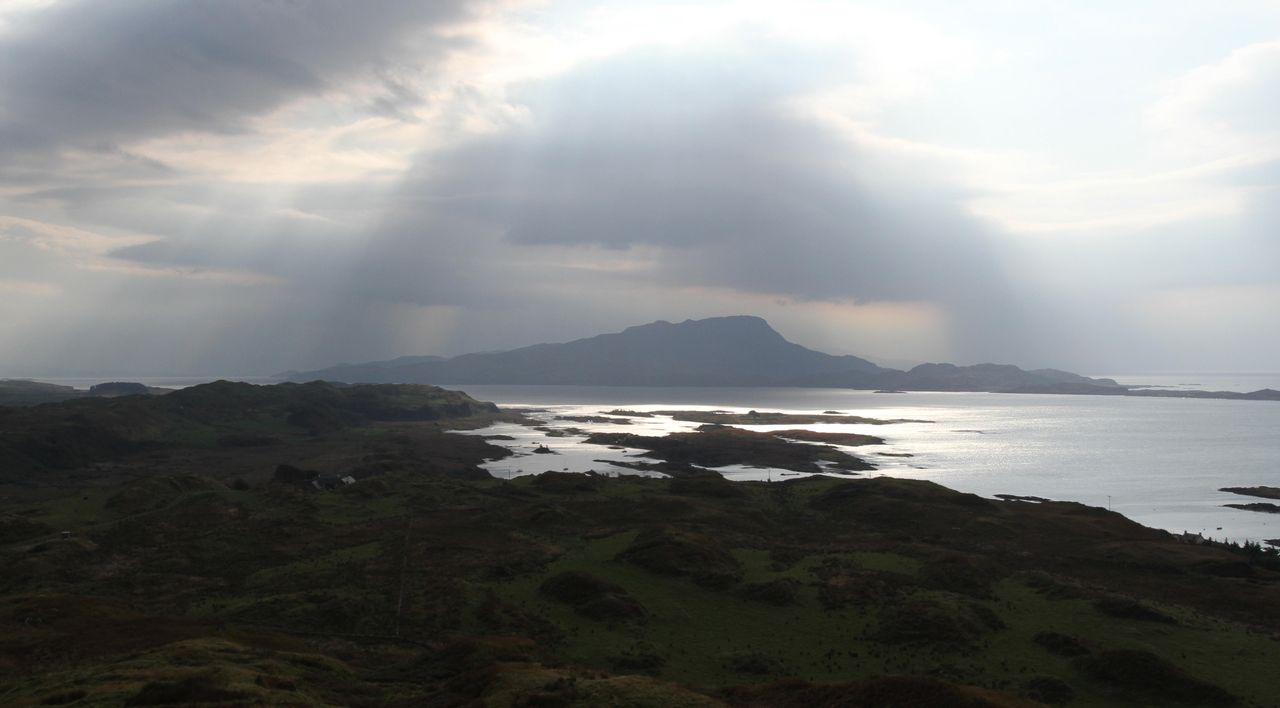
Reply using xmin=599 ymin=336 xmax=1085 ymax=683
xmin=3 ymin=376 xmax=1277 ymax=543
xmin=452 ymin=385 xmax=1280 ymax=546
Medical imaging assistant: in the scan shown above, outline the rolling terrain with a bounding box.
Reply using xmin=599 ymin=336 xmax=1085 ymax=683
xmin=2 ymin=383 xmax=1279 ymax=706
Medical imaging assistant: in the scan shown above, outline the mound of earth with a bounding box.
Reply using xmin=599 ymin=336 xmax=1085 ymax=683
xmin=1074 ymin=649 xmax=1237 ymax=706
xmin=531 ymin=471 xmax=598 ymax=492
xmin=617 ymin=527 xmax=743 ymax=589
xmin=539 ymin=571 xmax=647 ymax=622
xmin=738 ymin=578 xmax=802 ymax=606
xmin=1092 ymin=596 xmax=1178 ymax=624
xmin=1031 ymin=631 xmax=1091 ymax=657
xmin=668 ymin=473 xmax=747 ymax=498
xmin=723 ymin=675 xmax=1039 ymax=708
xmin=872 ymin=596 xmax=1004 ymax=647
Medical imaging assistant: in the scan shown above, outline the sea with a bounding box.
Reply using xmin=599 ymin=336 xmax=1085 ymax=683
xmin=28 ymin=372 xmax=1280 ymax=545
xmin=453 ymin=373 xmax=1280 ymax=546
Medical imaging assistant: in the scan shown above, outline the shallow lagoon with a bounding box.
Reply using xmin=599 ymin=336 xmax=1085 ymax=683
xmin=457 ymin=383 xmax=1280 ymax=545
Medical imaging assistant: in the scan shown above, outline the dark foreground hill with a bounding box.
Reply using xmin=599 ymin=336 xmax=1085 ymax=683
xmin=2 ymin=383 xmax=1279 ymax=706
xmin=0 ymin=380 xmax=503 ymax=482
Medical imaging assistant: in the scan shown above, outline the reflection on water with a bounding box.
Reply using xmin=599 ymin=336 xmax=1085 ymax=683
xmin=1094 ymin=372 xmax=1280 ymax=393
xmin=455 ymin=384 xmax=1280 ymax=545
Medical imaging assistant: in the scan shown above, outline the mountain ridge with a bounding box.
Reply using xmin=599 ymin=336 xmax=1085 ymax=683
xmin=283 ymin=315 xmax=1130 ymax=393
xmin=280 ymin=316 xmax=1280 ymax=399
xmin=289 ymin=316 xmax=884 ymax=387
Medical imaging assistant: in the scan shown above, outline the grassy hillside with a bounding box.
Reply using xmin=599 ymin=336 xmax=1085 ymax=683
xmin=1 ymin=384 xmax=1278 ymax=706
xmin=0 ymin=380 xmax=501 ymax=481
xmin=0 ymin=380 xmax=88 ymax=406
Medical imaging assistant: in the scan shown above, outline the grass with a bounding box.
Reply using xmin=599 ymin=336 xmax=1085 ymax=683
xmin=452 ymin=476 xmax=1280 ymax=705
xmin=8 ymin=468 xmax=1280 ymax=706
xmin=33 ymin=488 xmax=113 ymax=531
xmin=243 ymin=541 xmax=384 ymax=589
xmin=3 ymin=384 xmax=1280 ymax=706
xmin=496 ymin=540 xmax=994 ymax=688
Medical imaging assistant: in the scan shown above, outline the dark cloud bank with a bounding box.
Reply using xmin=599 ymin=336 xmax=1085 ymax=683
xmin=332 ymin=48 xmax=1049 ymax=367
xmin=0 ymin=0 xmax=477 ymax=155
xmin=33 ymin=38 xmax=1054 ymax=370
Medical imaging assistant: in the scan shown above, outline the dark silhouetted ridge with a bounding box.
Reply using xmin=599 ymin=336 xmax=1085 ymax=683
xmin=286 ymin=315 xmax=885 ymax=386
xmin=285 ymin=316 xmax=1279 ymax=400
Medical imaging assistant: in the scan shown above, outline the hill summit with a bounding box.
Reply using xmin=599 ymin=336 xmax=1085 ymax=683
xmin=288 ymin=316 xmax=886 ymax=386
xmin=286 ymin=315 xmax=1138 ymax=394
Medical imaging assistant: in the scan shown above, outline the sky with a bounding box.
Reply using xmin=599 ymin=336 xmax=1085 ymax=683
xmin=1 ymin=0 xmax=1278 ymax=376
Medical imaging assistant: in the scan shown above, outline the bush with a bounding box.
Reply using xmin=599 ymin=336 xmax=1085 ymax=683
xmin=531 ymin=472 xmax=597 ymax=493
xmin=872 ymin=597 xmax=1001 ymax=647
xmin=1093 ymin=596 xmax=1178 ymax=624
xmin=724 ymin=651 xmax=783 ymax=675
xmin=609 ymin=642 xmax=665 ymax=675
xmin=1022 ymin=676 xmax=1075 ymax=705
xmin=739 ymin=578 xmax=801 ymax=606
xmin=1032 ymin=631 xmax=1090 ymax=657
xmin=616 ymin=527 xmax=742 ymax=589
xmin=1075 ymin=649 xmax=1236 ymax=706
xmin=538 ymin=571 xmax=646 ymax=622
xmin=126 ymin=673 xmax=245 ymax=706
xmin=39 ymin=690 xmax=87 ymax=705
xmin=668 ymin=474 xmax=745 ymax=498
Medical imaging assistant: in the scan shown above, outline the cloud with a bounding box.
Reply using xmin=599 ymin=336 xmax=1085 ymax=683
xmin=0 ymin=0 xmax=481 ymax=157
xmin=1148 ymin=40 xmax=1280 ymax=163
xmin=5 ymin=4 xmax=1277 ymax=375
xmin=79 ymin=40 xmax=1044 ymax=367
xmin=390 ymin=48 xmax=1007 ymax=299
xmin=332 ymin=46 xmax=1044 ymax=361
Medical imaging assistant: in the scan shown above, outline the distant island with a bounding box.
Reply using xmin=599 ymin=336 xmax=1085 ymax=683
xmin=0 ymin=379 xmax=171 ymax=406
xmin=283 ymin=315 xmax=1280 ymax=401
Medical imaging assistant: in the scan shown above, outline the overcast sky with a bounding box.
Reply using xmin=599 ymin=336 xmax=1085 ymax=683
xmin=1 ymin=0 xmax=1278 ymax=376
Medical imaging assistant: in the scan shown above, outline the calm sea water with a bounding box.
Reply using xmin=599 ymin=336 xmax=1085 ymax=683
xmin=457 ymin=381 xmax=1280 ymax=545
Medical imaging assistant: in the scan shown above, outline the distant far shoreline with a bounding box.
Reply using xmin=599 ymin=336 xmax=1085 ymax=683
xmin=1090 ymin=372 xmax=1280 ymax=394
xmin=9 ymin=375 xmax=279 ymax=390
xmin=5 ymin=373 xmax=1280 ymax=405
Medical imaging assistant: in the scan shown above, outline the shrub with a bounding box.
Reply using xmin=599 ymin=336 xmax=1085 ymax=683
xmin=1093 ymin=596 xmax=1178 ymax=624
xmin=1031 ymin=631 xmax=1090 ymax=657
xmin=538 ymin=571 xmax=646 ymax=622
xmin=1075 ymin=649 xmax=1236 ymax=706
